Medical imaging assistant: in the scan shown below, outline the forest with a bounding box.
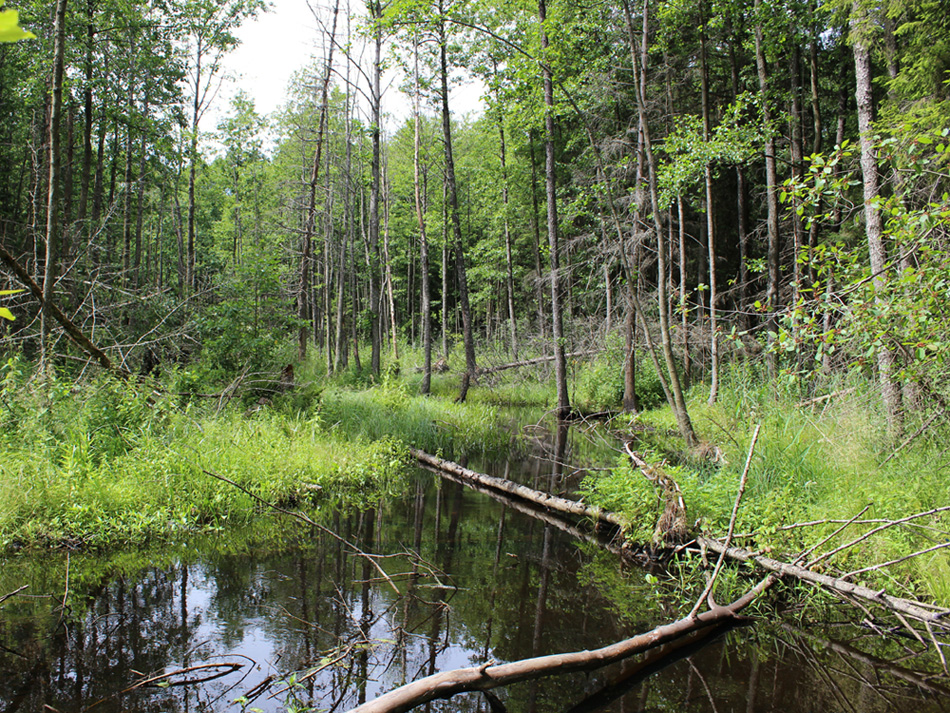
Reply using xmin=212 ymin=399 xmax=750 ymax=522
xmin=1 ymin=0 xmax=950 ymax=709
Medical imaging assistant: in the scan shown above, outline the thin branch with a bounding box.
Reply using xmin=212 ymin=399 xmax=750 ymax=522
xmin=689 ymin=424 xmax=760 ymax=618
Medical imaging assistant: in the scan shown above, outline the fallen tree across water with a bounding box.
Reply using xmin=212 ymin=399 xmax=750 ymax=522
xmin=411 ymin=449 xmax=627 ymax=531
xmin=346 ymin=576 xmax=774 ymax=713
xmin=396 ymin=449 xmax=950 ymax=713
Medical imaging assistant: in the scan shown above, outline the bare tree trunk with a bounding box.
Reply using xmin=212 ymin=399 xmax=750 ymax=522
xmin=754 ymin=0 xmax=781 ymax=373
xmin=625 ymin=0 xmax=698 ymax=447
xmin=700 ymin=8 xmax=718 ymax=404
xmin=497 ymin=103 xmax=519 ymax=361
xmin=382 ymin=158 xmax=399 ymax=361
xmin=528 ymin=132 xmax=546 ymax=337
xmin=368 ymin=0 xmax=383 ymax=376
xmin=413 ymin=37 xmax=432 ymax=394
xmin=437 ymin=0 xmax=476 ymax=401
xmin=853 ymin=18 xmax=903 ymax=438
xmin=40 ymin=0 xmax=68 ymax=369
xmin=539 ymin=0 xmax=570 ymax=419
xmin=298 ymin=0 xmax=340 ymax=362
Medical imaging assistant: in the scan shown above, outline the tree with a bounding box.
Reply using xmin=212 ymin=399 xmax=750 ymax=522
xmin=179 ymin=0 xmax=264 ymax=293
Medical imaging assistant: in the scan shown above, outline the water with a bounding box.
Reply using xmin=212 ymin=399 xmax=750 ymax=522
xmin=1 ymin=446 xmax=948 ymax=712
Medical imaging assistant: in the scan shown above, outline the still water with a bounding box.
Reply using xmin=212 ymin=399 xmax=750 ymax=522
xmin=1 ymin=431 xmax=948 ymax=712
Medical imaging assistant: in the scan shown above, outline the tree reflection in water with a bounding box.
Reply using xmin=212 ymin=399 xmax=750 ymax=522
xmin=1 ymin=463 xmax=948 ymax=712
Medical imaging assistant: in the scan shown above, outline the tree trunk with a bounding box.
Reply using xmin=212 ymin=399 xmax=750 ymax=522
xmin=497 ymin=105 xmax=519 ymax=361
xmin=40 ymin=0 xmax=68 ymax=369
xmin=413 ymin=38 xmax=432 ymax=394
xmin=539 ymin=0 xmax=570 ymax=419
xmin=368 ymin=0 xmax=383 ymax=376
xmin=852 ymin=19 xmax=903 ymax=438
xmin=754 ymin=0 xmax=781 ymax=372
xmin=700 ymin=9 xmax=718 ymax=404
xmin=625 ymin=0 xmax=698 ymax=447
xmin=298 ymin=0 xmax=339 ymax=361
xmin=437 ymin=0 xmax=477 ymax=401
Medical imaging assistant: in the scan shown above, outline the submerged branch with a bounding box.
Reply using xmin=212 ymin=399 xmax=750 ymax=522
xmin=346 ymin=576 xmax=773 ymax=713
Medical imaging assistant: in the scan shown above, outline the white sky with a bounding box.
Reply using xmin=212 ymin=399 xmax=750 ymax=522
xmin=212 ymin=0 xmax=485 ymax=142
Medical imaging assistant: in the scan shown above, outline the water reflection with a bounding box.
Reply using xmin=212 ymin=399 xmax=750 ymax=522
xmin=1 ymin=466 xmax=948 ymax=713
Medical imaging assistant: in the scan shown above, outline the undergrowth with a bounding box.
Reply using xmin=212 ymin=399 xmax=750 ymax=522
xmin=581 ymin=362 xmax=950 ymax=606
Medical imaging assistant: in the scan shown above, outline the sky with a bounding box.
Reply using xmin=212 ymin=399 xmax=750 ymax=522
xmin=212 ymin=0 xmax=485 ymax=141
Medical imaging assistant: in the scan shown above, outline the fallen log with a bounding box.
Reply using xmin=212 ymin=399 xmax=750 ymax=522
xmin=696 ymin=536 xmax=950 ymax=629
xmin=478 ymin=350 xmax=599 ymax=375
xmin=435 ymin=466 xmax=627 ymax=558
xmin=346 ymin=576 xmax=774 ymax=713
xmin=411 ymin=449 xmax=627 ymax=532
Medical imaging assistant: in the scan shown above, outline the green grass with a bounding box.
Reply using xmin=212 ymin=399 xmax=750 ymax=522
xmin=581 ymin=363 xmax=950 ymax=605
xmin=0 ymin=361 xmax=410 ymax=550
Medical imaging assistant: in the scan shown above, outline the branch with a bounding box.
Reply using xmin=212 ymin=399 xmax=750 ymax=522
xmin=689 ymin=424 xmax=760 ymax=618
xmin=346 ymin=576 xmax=774 ymax=713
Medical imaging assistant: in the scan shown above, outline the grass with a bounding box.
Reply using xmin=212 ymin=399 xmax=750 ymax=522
xmin=0 ymin=360 xmax=411 ymax=550
xmin=581 ymin=362 xmax=950 ymax=605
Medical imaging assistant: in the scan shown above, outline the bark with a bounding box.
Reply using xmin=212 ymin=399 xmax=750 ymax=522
xmin=625 ymin=0 xmax=698 ymax=447
xmin=40 ymin=0 xmax=68 ymax=368
xmin=347 ymin=578 xmax=768 ymax=713
xmin=528 ymin=132 xmax=546 ymax=337
xmin=298 ymin=0 xmax=340 ymax=361
xmin=753 ymin=0 xmax=781 ymax=369
xmin=437 ymin=0 xmax=476 ymax=400
xmin=0 ymin=245 xmax=128 ymax=377
xmin=412 ymin=450 xmax=627 ymax=529
xmin=368 ymin=0 xmax=383 ymax=376
xmin=497 ymin=106 xmax=518 ymax=361
xmin=852 ymin=20 xmax=903 ymax=438
xmin=699 ymin=8 xmax=718 ymax=404
xmin=412 ymin=38 xmax=432 ymax=394
xmin=697 ymin=537 xmax=949 ymax=627
xmin=539 ymin=0 xmax=570 ymax=419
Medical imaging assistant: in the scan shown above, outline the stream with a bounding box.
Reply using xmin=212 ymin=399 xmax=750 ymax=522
xmin=1 ymin=424 xmax=948 ymax=712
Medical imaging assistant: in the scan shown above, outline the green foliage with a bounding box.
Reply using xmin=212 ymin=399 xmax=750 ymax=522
xmin=0 ymin=1 xmax=34 ymax=42
xmin=0 ymin=360 xmax=413 ymax=550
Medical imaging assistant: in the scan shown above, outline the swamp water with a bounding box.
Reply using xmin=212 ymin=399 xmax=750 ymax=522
xmin=1 ymin=428 xmax=948 ymax=712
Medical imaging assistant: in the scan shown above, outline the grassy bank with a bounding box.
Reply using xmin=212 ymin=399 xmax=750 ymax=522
xmin=0 ymin=354 xmax=518 ymax=551
xmin=581 ymin=364 xmax=950 ymax=606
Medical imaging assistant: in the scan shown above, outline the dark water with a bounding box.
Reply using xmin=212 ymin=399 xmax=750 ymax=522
xmin=1 ymin=437 xmax=948 ymax=712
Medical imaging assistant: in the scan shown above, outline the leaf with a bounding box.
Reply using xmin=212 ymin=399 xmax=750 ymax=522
xmin=0 ymin=289 xmax=24 ymax=296
xmin=0 ymin=307 xmax=15 ymax=321
xmin=0 ymin=8 xmax=36 ymax=42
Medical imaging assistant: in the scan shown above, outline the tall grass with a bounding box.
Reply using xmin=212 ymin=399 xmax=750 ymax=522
xmin=0 ymin=359 xmax=409 ymax=550
xmin=582 ymin=362 xmax=950 ymax=604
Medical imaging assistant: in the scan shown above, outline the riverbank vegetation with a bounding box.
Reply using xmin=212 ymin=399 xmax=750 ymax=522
xmin=1 ymin=0 xmax=949 ymax=611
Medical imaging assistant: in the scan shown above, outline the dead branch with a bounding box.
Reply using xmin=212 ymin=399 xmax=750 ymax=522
xmin=797 ymin=388 xmax=857 ymax=407
xmin=623 ymin=445 xmax=688 ymax=545
xmin=689 ymin=424 xmax=760 ymax=617
xmin=0 ymin=585 xmax=28 ymax=606
xmin=346 ymin=576 xmax=775 ymax=713
xmin=477 ymin=350 xmax=600 ymax=375
xmin=778 ymin=622 xmax=950 ymax=697
xmin=82 ymin=663 xmax=243 ymax=710
xmin=696 ymin=537 xmax=950 ymax=629
xmin=202 ymin=468 xmax=402 ymax=594
xmin=411 ymin=450 xmax=627 ymax=531
xmin=0 ymin=245 xmax=131 ymax=379
xmin=806 ymin=505 xmax=950 ymax=569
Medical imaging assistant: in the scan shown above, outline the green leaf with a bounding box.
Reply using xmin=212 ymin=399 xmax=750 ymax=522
xmin=0 ymin=289 xmax=24 ymax=296
xmin=0 ymin=8 xmax=36 ymax=42
xmin=0 ymin=307 xmax=15 ymax=321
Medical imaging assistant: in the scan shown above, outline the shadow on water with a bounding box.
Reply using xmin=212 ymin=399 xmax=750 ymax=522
xmin=1 ymin=423 xmax=948 ymax=712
